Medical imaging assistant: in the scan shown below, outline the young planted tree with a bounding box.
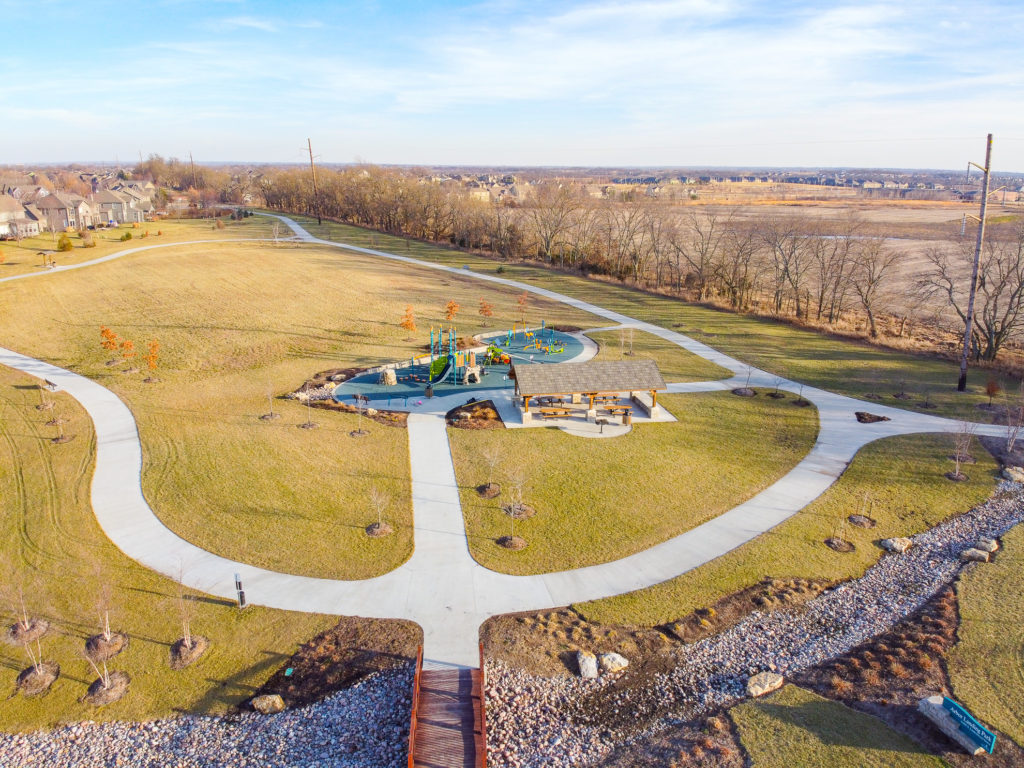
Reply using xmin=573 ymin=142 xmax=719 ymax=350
xmin=260 ymin=380 xmax=280 ymax=420
xmin=985 ymin=377 xmax=1002 ymax=407
xmin=3 ymin=577 xmax=58 ymax=696
xmin=478 ymin=298 xmax=494 ymax=326
xmin=478 ymin=442 xmax=503 ymax=498
xmin=516 ymin=291 xmax=529 ymax=324
xmin=365 ymin=487 xmax=393 ymax=537
xmin=170 ymin=565 xmax=209 ymax=670
xmin=119 ymin=339 xmax=136 ymax=369
xmin=498 ymin=467 xmax=530 ymax=550
xmin=143 ymin=339 xmax=160 ymax=382
xmin=400 ymin=305 xmax=417 ymax=334
xmin=1005 ymin=383 xmax=1024 ymax=456
xmin=445 ymin=299 xmax=460 ymax=323
xmin=86 ymin=577 xmax=128 ymax=662
xmin=100 ymin=326 xmax=120 ymax=365
xmin=949 ymin=421 xmax=978 ymax=481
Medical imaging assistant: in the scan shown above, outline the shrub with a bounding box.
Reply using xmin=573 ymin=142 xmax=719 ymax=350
xmin=57 ymin=233 xmax=73 ymax=251
xmin=119 ymin=232 xmax=133 ymax=242
xmin=80 ymin=231 xmax=95 ymax=248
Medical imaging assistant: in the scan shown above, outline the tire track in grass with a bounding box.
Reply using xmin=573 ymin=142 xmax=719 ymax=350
xmin=0 ymin=392 xmax=54 ymax=566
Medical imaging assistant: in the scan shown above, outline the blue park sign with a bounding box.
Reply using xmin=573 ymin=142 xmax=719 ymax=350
xmin=943 ymin=696 xmax=997 ymax=754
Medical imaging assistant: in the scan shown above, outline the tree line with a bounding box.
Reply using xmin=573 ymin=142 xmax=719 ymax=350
xmin=139 ymin=161 xmax=1024 ymax=369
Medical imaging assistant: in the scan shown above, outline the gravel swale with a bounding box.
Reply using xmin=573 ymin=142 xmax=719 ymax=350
xmin=485 ymin=483 xmax=1024 ymax=768
xmin=0 ymin=665 xmax=413 ymax=768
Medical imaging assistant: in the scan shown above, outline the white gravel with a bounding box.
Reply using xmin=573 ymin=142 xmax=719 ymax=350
xmin=0 ymin=665 xmax=413 ymax=768
xmin=485 ymin=482 xmax=1024 ymax=768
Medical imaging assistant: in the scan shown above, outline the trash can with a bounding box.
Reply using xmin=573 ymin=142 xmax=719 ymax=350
xmin=623 ymin=410 xmax=632 ymax=426
xmin=425 ymin=384 xmax=434 ymax=399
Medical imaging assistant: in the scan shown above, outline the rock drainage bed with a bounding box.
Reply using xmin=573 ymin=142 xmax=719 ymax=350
xmin=0 ymin=666 xmax=413 ymax=768
xmin=485 ymin=482 xmax=1024 ymax=767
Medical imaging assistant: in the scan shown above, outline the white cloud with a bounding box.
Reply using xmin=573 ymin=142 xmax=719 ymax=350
xmin=222 ymin=15 xmax=278 ymax=32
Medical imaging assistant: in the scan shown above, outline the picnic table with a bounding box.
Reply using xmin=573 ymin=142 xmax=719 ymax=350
xmin=539 ymin=406 xmax=572 ymax=419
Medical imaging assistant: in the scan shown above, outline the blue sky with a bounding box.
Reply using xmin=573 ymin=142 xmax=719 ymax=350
xmin=2 ymin=0 xmax=1023 ymax=170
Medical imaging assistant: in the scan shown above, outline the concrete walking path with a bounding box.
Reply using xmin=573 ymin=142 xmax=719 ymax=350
xmin=0 ymin=212 xmax=1009 ymax=668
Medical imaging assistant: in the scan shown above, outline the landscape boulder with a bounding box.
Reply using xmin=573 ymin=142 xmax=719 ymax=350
xmin=1001 ymin=466 xmax=1024 ymax=483
xmin=746 ymin=671 xmax=784 ymax=698
xmin=598 ymin=653 xmax=629 ymax=674
xmin=960 ymin=548 xmax=990 ymax=563
xmin=378 ymin=369 xmax=397 ymax=386
xmin=251 ymin=694 xmax=285 ymax=714
xmin=576 ymin=651 xmax=599 ymax=679
xmin=881 ymin=537 xmax=913 ymax=554
xmin=975 ymin=537 xmax=999 ymax=553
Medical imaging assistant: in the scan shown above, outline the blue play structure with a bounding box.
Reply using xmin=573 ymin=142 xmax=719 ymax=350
xmin=332 ymin=325 xmax=583 ymax=403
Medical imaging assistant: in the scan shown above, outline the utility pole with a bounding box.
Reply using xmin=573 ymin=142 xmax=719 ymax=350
xmin=307 ymin=138 xmax=321 ymax=225
xmin=189 ymin=152 xmax=198 ymax=189
xmin=957 ymin=133 xmax=993 ymax=392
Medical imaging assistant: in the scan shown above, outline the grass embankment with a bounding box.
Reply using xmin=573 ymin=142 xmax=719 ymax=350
xmin=585 ymin=329 xmax=732 ymax=382
xmin=450 ymin=392 xmax=817 ymax=575
xmin=0 ymin=369 xmax=334 ymax=730
xmin=0 ymin=239 xmax=598 ymax=578
xmin=286 ymin=214 xmax=1005 ymax=420
xmin=949 ymin=522 xmax=1024 ymax=745
xmin=579 ymin=433 xmax=997 ymax=625
xmin=0 ymin=216 xmax=275 ymax=277
xmin=730 ymin=685 xmax=945 ymax=767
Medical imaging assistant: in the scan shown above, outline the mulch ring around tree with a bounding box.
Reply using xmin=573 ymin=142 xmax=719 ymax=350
xmin=365 ymin=522 xmax=393 ymax=538
xmin=502 ymin=502 xmax=535 ymax=520
xmin=83 ymin=670 xmax=130 ymax=706
xmin=447 ymin=399 xmax=504 ymax=429
xmin=85 ymin=632 xmax=129 ymax=662
xmin=792 ymin=398 xmax=812 ymax=407
xmin=6 ymin=618 xmax=49 ymax=645
xmin=767 ymin=391 xmax=787 ymax=399
xmin=731 ymin=388 xmax=756 ymax=397
xmin=477 ymin=482 xmax=501 ymax=499
xmin=16 ymin=662 xmax=59 ymax=697
xmin=497 ymin=535 xmax=528 ymax=550
xmin=848 ymin=514 xmax=877 ymax=528
xmin=170 ymin=636 xmax=210 ymax=670
xmin=945 ymin=471 xmax=969 ymax=482
xmin=825 ymin=537 xmax=856 ymax=552
xmin=855 ymin=411 xmax=891 ymax=424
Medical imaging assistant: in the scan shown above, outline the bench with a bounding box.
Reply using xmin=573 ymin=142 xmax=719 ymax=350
xmin=539 ymin=407 xmax=572 ymax=419
xmin=605 ymin=405 xmax=631 ymax=415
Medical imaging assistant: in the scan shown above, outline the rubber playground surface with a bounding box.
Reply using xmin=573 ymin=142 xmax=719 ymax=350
xmin=332 ymin=329 xmax=584 ymax=403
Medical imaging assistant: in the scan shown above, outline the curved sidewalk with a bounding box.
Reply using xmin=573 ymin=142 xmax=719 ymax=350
xmin=0 ymin=213 xmax=1008 ymax=667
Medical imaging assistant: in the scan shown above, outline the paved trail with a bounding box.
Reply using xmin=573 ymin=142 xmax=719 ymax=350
xmin=0 ymin=214 xmax=1005 ymax=668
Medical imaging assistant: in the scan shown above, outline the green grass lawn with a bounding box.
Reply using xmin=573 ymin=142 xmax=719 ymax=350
xmin=449 ymin=391 xmax=817 ymax=575
xmin=949 ymin=521 xmax=1024 ymax=746
xmin=286 ymin=214 xmax=1005 ymax=420
xmin=586 ymin=328 xmax=732 ymax=382
xmin=0 ymin=238 xmax=599 ymax=579
xmin=730 ymin=684 xmax=946 ymax=767
xmin=0 ymin=216 xmax=275 ymax=277
xmin=578 ymin=433 xmax=998 ymax=625
xmin=0 ymin=367 xmax=336 ymax=731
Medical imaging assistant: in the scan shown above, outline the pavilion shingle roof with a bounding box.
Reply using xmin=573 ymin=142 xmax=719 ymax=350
xmin=513 ymin=359 xmax=666 ymax=396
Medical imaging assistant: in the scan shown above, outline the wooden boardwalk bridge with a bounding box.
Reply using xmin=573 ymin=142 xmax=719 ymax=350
xmin=410 ymin=648 xmax=487 ymax=767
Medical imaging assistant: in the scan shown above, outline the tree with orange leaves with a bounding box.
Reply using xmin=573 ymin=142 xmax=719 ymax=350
xmin=478 ymin=298 xmax=494 ymax=326
xmin=145 ymin=340 xmax=160 ymax=371
xmin=445 ymin=300 xmax=460 ymax=322
xmin=100 ymin=326 xmax=119 ymax=352
xmin=399 ymin=305 xmax=417 ymax=333
xmin=516 ymin=291 xmax=529 ymax=323
xmin=119 ymin=339 xmax=135 ymax=366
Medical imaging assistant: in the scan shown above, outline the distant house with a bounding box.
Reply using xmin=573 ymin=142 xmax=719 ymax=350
xmin=0 ymin=195 xmax=40 ymax=238
xmin=34 ymin=193 xmax=96 ymax=231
